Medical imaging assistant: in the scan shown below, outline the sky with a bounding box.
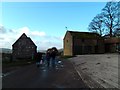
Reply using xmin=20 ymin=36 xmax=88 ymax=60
xmin=0 ymin=2 xmax=107 ymax=50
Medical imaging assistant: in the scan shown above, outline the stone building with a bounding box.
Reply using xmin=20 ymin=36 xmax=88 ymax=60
xmin=12 ymin=33 xmax=37 ymax=60
xmin=104 ymin=37 xmax=120 ymax=53
xmin=63 ymin=31 xmax=105 ymax=56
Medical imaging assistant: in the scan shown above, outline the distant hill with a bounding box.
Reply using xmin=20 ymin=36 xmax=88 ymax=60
xmin=0 ymin=48 xmax=12 ymax=53
xmin=37 ymin=48 xmax=63 ymax=54
xmin=0 ymin=48 xmax=63 ymax=54
xmin=58 ymin=48 xmax=63 ymax=53
xmin=37 ymin=50 xmax=46 ymax=53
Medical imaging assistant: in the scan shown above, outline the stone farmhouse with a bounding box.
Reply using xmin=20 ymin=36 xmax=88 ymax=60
xmin=12 ymin=33 xmax=37 ymax=60
xmin=63 ymin=31 xmax=120 ymax=56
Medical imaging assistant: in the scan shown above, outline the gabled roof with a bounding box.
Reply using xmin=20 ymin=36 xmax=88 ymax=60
xmin=20 ymin=33 xmax=27 ymax=38
xmin=27 ymin=37 xmax=37 ymax=47
xmin=68 ymin=31 xmax=101 ymax=39
xmin=12 ymin=33 xmax=36 ymax=47
xmin=12 ymin=33 xmax=27 ymax=46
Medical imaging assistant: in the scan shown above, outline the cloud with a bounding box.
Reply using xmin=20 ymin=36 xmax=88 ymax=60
xmin=31 ymin=31 xmax=46 ymax=37
xmin=10 ymin=27 xmax=46 ymax=37
xmin=32 ymin=33 xmax=63 ymax=50
xmin=0 ymin=25 xmax=6 ymax=34
xmin=35 ymin=40 xmax=63 ymax=51
xmin=0 ymin=25 xmax=63 ymax=50
xmin=0 ymin=37 xmax=4 ymax=40
xmin=19 ymin=27 xmax=30 ymax=34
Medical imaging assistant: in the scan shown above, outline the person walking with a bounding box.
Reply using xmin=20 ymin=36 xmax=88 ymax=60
xmin=41 ymin=53 xmax=46 ymax=65
xmin=51 ymin=47 xmax=58 ymax=68
xmin=35 ymin=52 xmax=42 ymax=67
xmin=46 ymin=48 xmax=52 ymax=67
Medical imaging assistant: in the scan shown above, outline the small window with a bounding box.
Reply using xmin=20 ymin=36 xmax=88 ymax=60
xmin=67 ymin=40 xmax=68 ymax=42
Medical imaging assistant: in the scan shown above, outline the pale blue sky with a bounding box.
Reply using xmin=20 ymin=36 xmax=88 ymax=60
xmin=0 ymin=2 xmax=106 ymax=50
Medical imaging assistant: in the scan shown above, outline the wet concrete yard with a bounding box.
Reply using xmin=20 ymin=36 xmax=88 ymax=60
xmin=70 ymin=54 xmax=119 ymax=89
xmin=2 ymin=59 xmax=89 ymax=88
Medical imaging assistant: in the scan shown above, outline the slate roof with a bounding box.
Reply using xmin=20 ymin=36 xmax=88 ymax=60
xmin=12 ymin=33 xmax=36 ymax=47
xmin=68 ymin=31 xmax=101 ymax=39
xmin=27 ymin=37 xmax=37 ymax=47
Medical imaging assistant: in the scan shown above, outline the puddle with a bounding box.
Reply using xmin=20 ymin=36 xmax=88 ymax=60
xmin=52 ymin=84 xmax=66 ymax=88
xmin=107 ymin=57 xmax=111 ymax=59
xmin=27 ymin=62 xmax=31 ymax=64
xmin=2 ymin=72 xmax=11 ymax=77
xmin=2 ymin=70 xmax=16 ymax=77
xmin=82 ymin=68 xmax=88 ymax=70
xmin=58 ymin=61 xmax=62 ymax=64
xmin=81 ymin=62 xmax=86 ymax=65
xmin=60 ymin=65 xmax=64 ymax=68
xmin=55 ymin=67 xmax=59 ymax=70
xmin=42 ymin=69 xmax=47 ymax=72
xmin=96 ymin=63 xmax=100 ymax=65
xmin=41 ymin=67 xmax=45 ymax=69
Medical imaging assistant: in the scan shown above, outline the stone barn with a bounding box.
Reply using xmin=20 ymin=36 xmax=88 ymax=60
xmin=63 ymin=31 xmax=105 ymax=56
xmin=12 ymin=33 xmax=37 ymax=60
xmin=104 ymin=37 xmax=120 ymax=53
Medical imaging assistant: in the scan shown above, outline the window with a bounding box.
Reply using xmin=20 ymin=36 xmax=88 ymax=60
xmin=67 ymin=40 xmax=68 ymax=42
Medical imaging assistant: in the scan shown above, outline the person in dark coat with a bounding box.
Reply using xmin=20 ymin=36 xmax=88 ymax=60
xmin=35 ymin=52 xmax=42 ymax=67
xmin=46 ymin=48 xmax=52 ymax=67
xmin=51 ymin=47 xmax=58 ymax=68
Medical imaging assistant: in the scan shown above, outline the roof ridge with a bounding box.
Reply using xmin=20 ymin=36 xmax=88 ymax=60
xmin=67 ymin=30 xmax=101 ymax=38
xmin=12 ymin=33 xmax=36 ymax=47
xmin=68 ymin=30 xmax=98 ymax=34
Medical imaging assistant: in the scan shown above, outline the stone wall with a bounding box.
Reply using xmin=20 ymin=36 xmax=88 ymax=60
xmin=63 ymin=32 xmax=73 ymax=56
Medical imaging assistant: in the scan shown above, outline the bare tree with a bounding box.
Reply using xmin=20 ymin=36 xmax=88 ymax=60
xmin=114 ymin=1 xmax=120 ymax=37
xmin=88 ymin=1 xmax=119 ymax=37
xmin=88 ymin=14 xmax=104 ymax=36
xmin=102 ymin=1 xmax=118 ymax=37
